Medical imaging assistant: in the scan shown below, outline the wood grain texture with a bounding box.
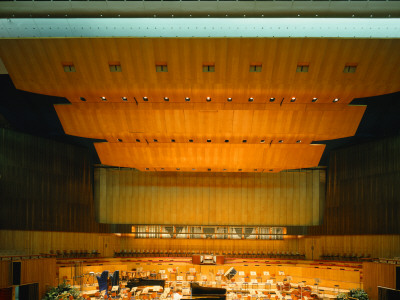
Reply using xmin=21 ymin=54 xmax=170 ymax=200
xmin=54 ymin=103 xmax=366 ymax=142
xmin=94 ymin=168 xmax=324 ymax=225
xmin=363 ymin=262 xmax=397 ymax=300
xmin=0 ymin=38 xmax=399 ymax=104
xmin=94 ymin=143 xmax=325 ymax=172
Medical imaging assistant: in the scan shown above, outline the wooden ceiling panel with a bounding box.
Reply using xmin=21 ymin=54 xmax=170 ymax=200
xmin=54 ymin=103 xmax=365 ymax=142
xmin=94 ymin=143 xmax=325 ymax=172
xmin=1 ymin=38 xmax=399 ymax=104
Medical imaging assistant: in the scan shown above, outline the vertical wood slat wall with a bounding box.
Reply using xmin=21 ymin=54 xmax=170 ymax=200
xmin=94 ymin=168 xmax=324 ymax=226
xmin=0 ymin=128 xmax=110 ymax=233
xmin=310 ymin=135 xmax=400 ymax=235
xmin=363 ymin=262 xmax=397 ymax=300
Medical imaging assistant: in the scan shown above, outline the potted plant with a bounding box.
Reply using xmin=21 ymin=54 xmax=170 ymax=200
xmin=336 ymin=289 xmax=368 ymax=300
xmin=42 ymin=281 xmax=84 ymax=300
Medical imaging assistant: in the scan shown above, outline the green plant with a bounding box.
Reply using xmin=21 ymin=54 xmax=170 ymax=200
xmin=349 ymin=289 xmax=368 ymax=300
xmin=42 ymin=281 xmax=84 ymax=300
xmin=337 ymin=289 xmax=368 ymax=300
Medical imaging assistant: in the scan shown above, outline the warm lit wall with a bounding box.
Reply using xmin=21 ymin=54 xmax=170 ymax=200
xmin=363 ymin=262 xmax=397 ymax=300
xmin=95 ymin=168 xmax=324 ymax=226
xmin=0 ymin=230 xmax=121 ymax=258
xmin=0 ymin=258 xmax=56 ymax=299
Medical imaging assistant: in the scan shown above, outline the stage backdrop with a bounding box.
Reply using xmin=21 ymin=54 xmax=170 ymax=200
xmin=94 ymin=168 xmax=325 ymax=226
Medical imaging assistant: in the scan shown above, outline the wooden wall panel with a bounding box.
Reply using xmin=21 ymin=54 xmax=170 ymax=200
xmin=94 ymin=168 xmax=324 ymax=226
xmin=363 ymin=262 xmax=397 ymax=300
xmin=310 ymin=135 xmax=400 ymax=235
xmin=0 ymin=129 xmax=110 ymax=233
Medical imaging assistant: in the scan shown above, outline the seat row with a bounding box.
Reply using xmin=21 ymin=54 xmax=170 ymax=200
xmin=50 ymin=249 xmax=101 ymax=258
xmin=114 ymin=250 xmax=305 ymax=260
xmin=319 ymin=253 xmax=371 ymax=262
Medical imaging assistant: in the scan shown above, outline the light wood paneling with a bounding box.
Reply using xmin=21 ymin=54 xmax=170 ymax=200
xmin=94 ymin=143 xmax=325 ymax=172
xmin=363 ymin=262 xmax=397 ymax=300
xmin=94 ymin=168 xmax=324 ymax=225
xmin=1 ymin=38 xmax=399 ymax=104
xmin=54 ymin=103 xmax=365 ymax=142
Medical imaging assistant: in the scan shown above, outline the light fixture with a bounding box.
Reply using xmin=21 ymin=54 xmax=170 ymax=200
xmin=291 ymin=97 xmax=296 ymax=102
xmin=122 ymin=97 xmax=127 ymax=101
xmin=185 ymin=97 xmax=190 ymax=102
xmin=227 ymin=97 xmax=232 ymax=102
xmin=248 ymin=97 xmax=254 ymax=102
xmin=206 ymin=97 xmax=211 ymax=102
xmin=164 ymin=97 xmax=169 ymax=101
xmin=270 ymin=97 xmax=275 ymax=102
xmin=312 ymin=97 xmax=318 ymax=102
xmin=101 ymin=96 xmax=107 ymax=101
xmin=80 ymin=97 xmax=86 ymax=102
xmin=143 ymin=97 xmax=148 ymax=101
xmin=333 ymin=98 xmax=340 ymax=102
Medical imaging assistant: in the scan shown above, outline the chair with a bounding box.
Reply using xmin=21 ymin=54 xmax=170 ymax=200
xmin=96 ymin=270 xmax=109 ymax=295
xmin=110 ymin=270 xmax=120 ymax=287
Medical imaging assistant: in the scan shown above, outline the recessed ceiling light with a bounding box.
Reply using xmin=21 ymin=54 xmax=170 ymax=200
xmin=207 ymin=139 xmax=211 ymax=143
xmin=185 ymin=97 xmax=190 ymax=102
xmin=291 ymin=97 xmax=296 ymax=102
xmin=122 ymin=97 xmax=127 ymax=101
xmin=80 ymin=97 xmax=86 ymax=102
xmin=101 ymin=96 xmax=107 ymax=101
xmin=270 ymin=97 xmax=275 ymax=102
xmin=225 ymin=140 xmax=229 ymax=143
xmin=206 ymin=97 xmax=211 ymax=102
xmin=136 ymin=139 xmax=140 ymax=142
xmin=279 ymin=140 xmax=284 ymax=143
xmin=153 ymin=139 xmax=158 ymax=142
xmin=248 ymin=97 xmax=254 ymax=102
xmin=164 ymin=97 xmax=169 ymax=101
xmin=312 ymin=97 xmax=318 ymax=102
xmin=143 ymin=97 xmax=148 ymax=101
xmin=260 ymin=140 xmax=265 ymax=143
xmin=296 ymin=140 xmax=302 ymax=143
xmin=333 ymin=98 xmax=340 ymax=102
xmin=227 ymin=97 xmax=232 ymax=102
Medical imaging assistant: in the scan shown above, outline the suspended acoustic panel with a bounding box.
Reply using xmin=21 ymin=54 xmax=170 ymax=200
xmin=94 ymin=142 xmax=325 ymax=172
xmin=0 ymin=38 xmax=399 ymax=104
xmin=54 ymin=103 xmax=366 ymax=142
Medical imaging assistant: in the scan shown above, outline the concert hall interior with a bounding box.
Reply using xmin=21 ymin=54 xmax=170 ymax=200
xmin=0 ymin=1 xmax=400 ymax=300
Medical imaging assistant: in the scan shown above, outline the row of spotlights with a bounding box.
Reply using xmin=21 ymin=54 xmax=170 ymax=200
xmin=144 ymin=168 xmax=275 ymax=172
xmin=83 ymin=96 xmax=340 ymax=103
xmin=130 ymin=138 xmax=301 ymax=143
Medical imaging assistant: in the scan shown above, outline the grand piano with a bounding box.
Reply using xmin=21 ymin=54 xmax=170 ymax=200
xmin=126 ymin=278 xmax=165 ymax=289
xmin=190 ymin=282 xmax=226 ymax=300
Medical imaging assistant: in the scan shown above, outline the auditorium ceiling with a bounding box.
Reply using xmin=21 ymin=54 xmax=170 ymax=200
xmin=0 ymin=36 xmax=399 ymax=172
